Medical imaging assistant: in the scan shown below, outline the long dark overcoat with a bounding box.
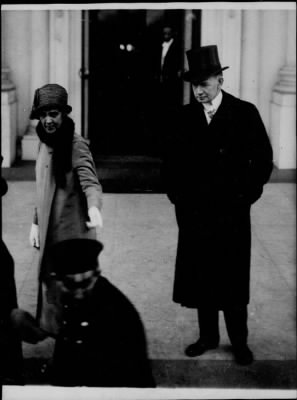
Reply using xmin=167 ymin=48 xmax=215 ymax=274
xmin=163 ymin=90 xmax=273 ymax=309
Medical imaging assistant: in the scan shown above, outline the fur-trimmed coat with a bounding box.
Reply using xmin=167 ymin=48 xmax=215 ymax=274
xmin=33 ymin=131 xmax=102 ymax=325
xmin=34 ymin=133 xmax=102 ymax=270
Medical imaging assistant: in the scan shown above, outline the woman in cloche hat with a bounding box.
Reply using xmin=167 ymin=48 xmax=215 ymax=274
xmin=28 ymin=84 xmax=103 ymax=337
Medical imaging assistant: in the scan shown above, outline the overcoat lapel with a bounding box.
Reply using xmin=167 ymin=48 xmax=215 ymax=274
xmin=207 ymin=91 xmax=236 ymax=147
xmin=187 ymin=102 xmax=208 ymax=143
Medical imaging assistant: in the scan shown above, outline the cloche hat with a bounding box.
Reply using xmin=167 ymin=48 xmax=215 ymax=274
xmin=30 ymin=83 xmax=72 ymax=120
xmin=183 ymin=45 xmax=229 ymax=84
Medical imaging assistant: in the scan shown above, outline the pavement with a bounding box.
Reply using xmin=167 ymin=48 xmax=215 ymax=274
xmin=1 ymin=178 xmax=296 ymax=391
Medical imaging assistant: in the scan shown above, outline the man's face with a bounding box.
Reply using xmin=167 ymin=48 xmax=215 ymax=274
xmin=163 ymin=27 xmax=174 ymax=42
xmin=39 ymin=108 xmax=63 ymax=134
xmin=59 ymin=273 xmax=98 ymax=301
xmin=192 ymin=75 xmax=223 ymax=104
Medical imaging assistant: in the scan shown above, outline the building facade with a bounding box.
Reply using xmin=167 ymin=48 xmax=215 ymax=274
xmin=1 ymin=6 xmax=296 ymax=169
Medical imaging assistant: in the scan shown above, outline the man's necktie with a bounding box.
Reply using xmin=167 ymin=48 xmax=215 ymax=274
xmin=207 ymin=108 xmax=216 ymax=120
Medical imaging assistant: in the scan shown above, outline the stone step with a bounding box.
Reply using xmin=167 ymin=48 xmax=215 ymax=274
xmin=16 ymin=357 xmax=297 ymax=388
xmin=2 ymin=158 xmax=295 ymax=192
xmin=2 ymin=156 xmax=164 ymax=193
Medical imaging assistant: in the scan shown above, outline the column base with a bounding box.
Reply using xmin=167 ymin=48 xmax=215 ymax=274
xmin=22 ymin=127 xmax=39 ymax=161
xmin=270 ymin=91 xmax=296 ymax=169
xmin=1 ymin=87 xmax=17 ymax=167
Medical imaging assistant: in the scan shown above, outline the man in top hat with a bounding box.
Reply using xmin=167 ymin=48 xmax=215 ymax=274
xmin=28 ymin=83 xmax=103 ymax=336
xmin=162 ymin=45 xmax=273 ymax=365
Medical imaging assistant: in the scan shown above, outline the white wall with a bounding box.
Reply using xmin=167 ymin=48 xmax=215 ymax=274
xmin=2 ymin=11 xmax=32 ymax=137
xmin=258 ymin=10 xmax=288 ymax=132
xmin=201 ymin=9 xmax=242 ymax=98
xmin=201 ymin=8 xmax=295 ymax=139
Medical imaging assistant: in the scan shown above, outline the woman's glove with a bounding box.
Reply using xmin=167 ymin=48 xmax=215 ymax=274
xmin=10 ymin=308 xmax=48 ymax=344
xmin=29 ymin=223 xmax=40 ymax=248
xmin=86 ymin=206 xmax=103 ymax=229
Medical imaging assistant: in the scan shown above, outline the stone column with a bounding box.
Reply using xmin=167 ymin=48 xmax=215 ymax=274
xmin=22 ymin=11 xmax=49 ymax=160
xmin=240 ymin=11 xmax=260 ymax=106
xmin=49 ymin=10 xmax=70 ymax=87
xmin=201 ymin=10 xmax=242 ymax=97
xmin=182 ymin=10 xmax=193 ymax=105
xmin=1 ymin=67 xmax=17 ymax=167
xmin=49 ymin=10 xmax=82 ymax=133
xmin=270 ymin=11 xmax=296 ymax=169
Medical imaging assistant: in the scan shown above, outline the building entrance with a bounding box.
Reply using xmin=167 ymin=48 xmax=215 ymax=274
xmin=86 ymin=9 xmax=185 ymax=157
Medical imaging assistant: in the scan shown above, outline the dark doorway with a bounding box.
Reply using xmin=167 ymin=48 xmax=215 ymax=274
xmin=88 ymin=9 xmax=185 ymax=157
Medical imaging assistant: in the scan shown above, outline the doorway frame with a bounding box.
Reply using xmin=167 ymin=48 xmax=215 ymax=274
xmin=81 ymin=8 xmax=200 ymax=142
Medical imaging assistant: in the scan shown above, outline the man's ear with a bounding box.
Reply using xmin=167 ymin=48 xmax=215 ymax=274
xmin=218 ymin=76 xmax=224 ymax=87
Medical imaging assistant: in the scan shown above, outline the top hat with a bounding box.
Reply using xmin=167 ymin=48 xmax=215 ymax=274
xmin=183 ymin=45 xmax=229 ymax=83
xmin=30 ymin=83 xmax=72 ymax=120
xmin=49 ymin=239 xmax=104 ymax=275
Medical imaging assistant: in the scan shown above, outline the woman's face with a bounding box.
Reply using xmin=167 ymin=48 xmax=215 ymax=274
xmin=39 ymin=109 xmax=63 ymax=134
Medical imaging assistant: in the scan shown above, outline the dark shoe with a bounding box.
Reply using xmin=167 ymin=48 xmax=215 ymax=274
xmin=233 ymin=345 xmax=254 ymax=365
xmin=185 ymin=339 xmax=219 ymax=357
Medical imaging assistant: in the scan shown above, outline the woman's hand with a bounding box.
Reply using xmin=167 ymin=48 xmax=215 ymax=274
xmin=29 ymin=223 xmax=40 ymax=248
xmin=86 ymin=206 xmax=103 ymax=229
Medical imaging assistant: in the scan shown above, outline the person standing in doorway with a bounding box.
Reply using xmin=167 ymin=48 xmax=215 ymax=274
xmin=163 ymin=45 xmax=273 ymax=365
xmin=28 ymin=83 xmax=103 ymax=337
xmin=146 ymin=23 xmax=183 ymax=156
xmin=158 ymin=24 xmax=182 ymax=109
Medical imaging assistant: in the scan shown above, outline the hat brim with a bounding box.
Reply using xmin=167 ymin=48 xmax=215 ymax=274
xmin=29 ymin=104 xmax=72 ymax=120
xmin=49 ymin=239 xmax=104 ymax=275
xmin=183 ymin=66 xmax=229 ymax=83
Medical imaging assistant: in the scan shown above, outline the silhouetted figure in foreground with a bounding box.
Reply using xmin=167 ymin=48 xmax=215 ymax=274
xmin=1 ymin=161 xmax=46 ymax=384
xmin=47 ymin=239 xmax=156 ymax=387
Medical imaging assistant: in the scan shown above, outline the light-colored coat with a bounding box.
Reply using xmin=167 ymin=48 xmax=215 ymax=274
xmin=34 ymin=133 xmax=103 ymax=275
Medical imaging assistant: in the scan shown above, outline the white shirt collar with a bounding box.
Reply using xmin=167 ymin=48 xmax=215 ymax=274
xmin=203 ymin=90 xmax=223 ymax=111
xmin=162 ymin=38 xmax=173 ymax=49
